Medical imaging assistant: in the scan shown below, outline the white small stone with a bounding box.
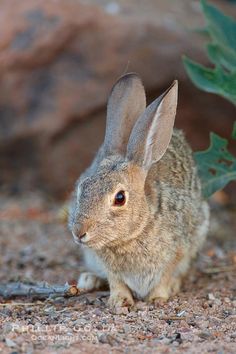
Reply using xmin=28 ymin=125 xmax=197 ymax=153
xmin=177 ymin=310 xmax=186 ymax=317
xmin=208 ymin=293 xmax=216 ymax=301
xmin=5 ymin=338 xmax=17 ymax=348
xmin=214 ymin=299 xmax=222 ymax=306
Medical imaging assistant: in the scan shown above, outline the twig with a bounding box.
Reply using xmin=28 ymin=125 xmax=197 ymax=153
xmin=0 ymin=282 xmax=80 ymax=300
xmin=159 ymin=316 xmax=186 ymax=321
xmin=0 ymin=302 xmax=42 ymax=307
xmin=201 ymin=265 xmax=236 ymax=274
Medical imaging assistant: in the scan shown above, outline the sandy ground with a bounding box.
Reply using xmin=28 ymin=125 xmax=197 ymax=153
xmin=0 ymin=192 xmax=235 ymax=353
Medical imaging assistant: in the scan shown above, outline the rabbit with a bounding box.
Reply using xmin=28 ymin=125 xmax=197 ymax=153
xmin=68 ymin=73 xmax=209 ymax=308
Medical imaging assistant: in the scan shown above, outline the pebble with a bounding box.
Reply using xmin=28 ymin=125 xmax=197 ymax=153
xmin=198 ymin=331 xmax=212 ymax=340
xmin=123 ymin=324 xmax=131 ymax=333
xmin=93 ymin=309 xmax=102 ymax=317
xmin=159 ymin=337 xmax=170 ymax=345
xmin=207 ymin=293 xmax=216 ymax=301
xmin=5 ymin=338 xmax=17 ymax=348
xmin=95 ymin=324 xmax=104 ymax=330
xmin=94 ymin=299 xmax=103 ymax=306
xmin=2 ymin=323 xmax=13 ymax=334
xmin=172 ymin=340 xmax=180 ymax=346
xmin=198 ymin=320 xmax=209 ymax=329
xmin=177 ymin=310 xmax=186 ymax=317
xmin=179 ymin=326 xmax=191 ymax=333
xmin=214 ymin=299 xmax=222 ymax=306
xmin=97 ymin=333 xmax=119 ymax=346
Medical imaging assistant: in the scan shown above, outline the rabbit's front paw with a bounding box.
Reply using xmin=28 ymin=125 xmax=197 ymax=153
xmin=146 ymin=275 xmax=182 ymax=305
xmin=77 ymin=272 xmax=105 ymax=291
xmin=147 ymin=296 xmax=168 ymax=307
xmin=146 ymin=286 xmax=169 ymax=306
xmin=108 ymin=275 xmax=134 ymax=310
xmin=108 ymin=292 xmax=134 ymax=309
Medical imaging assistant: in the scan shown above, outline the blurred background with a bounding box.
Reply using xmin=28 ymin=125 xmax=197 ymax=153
xmin=0 ymin=0 xmax=235 ymax=200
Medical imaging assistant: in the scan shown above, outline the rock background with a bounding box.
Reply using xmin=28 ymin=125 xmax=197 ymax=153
xmin=0 ymin=0 xmax=235 ymax=198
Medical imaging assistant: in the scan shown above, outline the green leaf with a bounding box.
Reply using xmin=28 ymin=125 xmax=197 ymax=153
xmin=207 ymin=43 xmax=236 ymax=71
xmin=194 ymin=130 xmax=236 ymax=198
xmin=183 ymin=56 xmax=236 ymax=104
xmin=201 ymin=0 xmax=236 ymax=51
xmin=183 ymin=2 xmax=236 ymax=198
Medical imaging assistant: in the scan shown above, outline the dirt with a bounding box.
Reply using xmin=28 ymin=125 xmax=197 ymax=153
xmin=0 ymin=192 xmax=235 ymax=353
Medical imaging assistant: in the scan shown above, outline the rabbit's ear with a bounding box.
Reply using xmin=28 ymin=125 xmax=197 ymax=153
xmin=103 ymin=73 xmax=146 ymax=156
xmin=127 ymin=80 xmax=178 ymax=170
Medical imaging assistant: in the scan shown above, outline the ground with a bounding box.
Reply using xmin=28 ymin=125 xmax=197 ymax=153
xmin=0 ymin=192 xmax=235 ymax=354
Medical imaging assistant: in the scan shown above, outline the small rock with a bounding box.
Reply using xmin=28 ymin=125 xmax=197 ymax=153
xmin=98 ymin=333 xmax=119 ymax=346
xmin=214 ymin=299 xmax=222 ymax=306
xmin=93 ymin=308 xmax=102 ymax=316
xmin=93 ymin=298 xmax=104 ymax=306
xmin=123 ymin=324 xmax=131 ymax=333
xmin=159 ymin=337 xmax=171 ymax=345
xmin=198 ymin=320 xmax=209 ymax=330
xmin=172 ymin=340 xmax=180 ymax=346
xmin=207 ymin=293 xmax=216 ymax=301
xmin=5 ymin=338 xmax=17 ymax=348
xmin=198 ymin=331 xmax=212 ymax=340
xmin=174 ymin=332 xmax=183 ymax=344
xmin=177 ymin=310 xmax=186 ymax=317
xmin=95 ymin=324 xmax=104 ymax=330
xmin=179 ymin=327 xmax=191 ymax=333
xmin=2 ymin=323 xmax=13 ymax=334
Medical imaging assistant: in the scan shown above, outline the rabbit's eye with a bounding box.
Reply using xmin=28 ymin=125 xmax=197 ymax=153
xmin=114 ymin=190 xmax=126 ymax=206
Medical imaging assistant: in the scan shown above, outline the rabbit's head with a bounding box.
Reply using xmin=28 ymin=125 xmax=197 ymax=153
xmin=69 ymin=73 xmax=178 ymax=250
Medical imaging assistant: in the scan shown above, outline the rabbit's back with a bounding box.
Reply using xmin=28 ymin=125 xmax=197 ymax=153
xmin=147 ymin=128 xmax=209 ymax=256
xmin=150 ymin=129 xmax=201 ymax=195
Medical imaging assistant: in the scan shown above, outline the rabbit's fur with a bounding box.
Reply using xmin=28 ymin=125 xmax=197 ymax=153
xmin=69 ymin=73 xmax=209 ymax=308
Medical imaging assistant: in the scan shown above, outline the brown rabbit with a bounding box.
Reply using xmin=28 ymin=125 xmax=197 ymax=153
xmin=68 ymin=73 xmax=209 ymax=308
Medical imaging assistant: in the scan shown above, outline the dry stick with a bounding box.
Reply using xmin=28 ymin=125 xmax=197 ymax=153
xmin=0 ymin=282 xmax=80 ymax=300
xmin=202 ymin=265 xmax=236 ymax=274
xmin=0 ymin=302 xmax=41 ymax=307
xmin=160 ymin=316 xmax=186 ymax=321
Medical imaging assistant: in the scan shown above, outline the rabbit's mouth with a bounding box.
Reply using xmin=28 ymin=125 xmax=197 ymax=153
xmin=72 ymin=227 xmax=115 ymax=250
xmin=72 ymin=231 xmax=89 ymax=245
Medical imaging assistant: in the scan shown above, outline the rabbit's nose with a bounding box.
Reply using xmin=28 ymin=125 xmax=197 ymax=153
xmin=72 ymin=224 xmax=87 ymax=241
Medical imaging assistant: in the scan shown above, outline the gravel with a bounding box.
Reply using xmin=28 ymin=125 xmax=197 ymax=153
xmin=0 ymin=193 xmax=235 ymax=353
